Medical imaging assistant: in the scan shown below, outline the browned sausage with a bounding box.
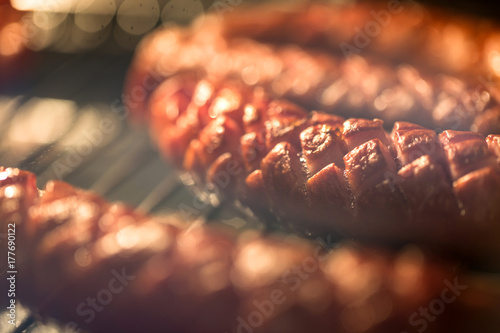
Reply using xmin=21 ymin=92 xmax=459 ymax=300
xmin=145 ymin=76 xmax=500 ymax=262
xmin=124 ymin=2 xmax=500 ymax=134
xmin=1 ymin=167 xmax=499 ymax=333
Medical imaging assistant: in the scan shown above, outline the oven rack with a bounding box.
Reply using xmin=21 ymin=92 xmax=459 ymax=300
xmin=0 ymin=51 xmax=258 ymax=333
xmin=2 ymin=48 xmax=500 ymax=333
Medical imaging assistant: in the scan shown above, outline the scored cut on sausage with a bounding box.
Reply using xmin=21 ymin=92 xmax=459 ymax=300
xmin=144 ymin=74 xmax=500 ymax=262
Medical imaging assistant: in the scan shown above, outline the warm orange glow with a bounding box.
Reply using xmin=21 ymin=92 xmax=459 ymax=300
xmin=194 ymin=80 xmax=214 ymax=106
xmin=341 ymin=300 xmax=377 ymax=332
xmin=232 ymin=241 xmax=285 ymax=290
xmin=209 ymin=90 xmax=240 ymax=118
xmin=116 ymin=225 xmax=140 ymax=249
xmin=241 ymin=65 xmax=260 ymax=85
xmin=4 ymin=185 xmax=20 ymax=198
xmin=393 ymin=248 xmax=425 ymax=296
xmin=325 ymin=248 xmax=383 ymax=304
xmin=0 ymin=22 xmax=24 ymax=56
xmin=489 ymin=50 xmax=500 ymax=76
xmin=74 ymin=246 xmax=92 ymax=267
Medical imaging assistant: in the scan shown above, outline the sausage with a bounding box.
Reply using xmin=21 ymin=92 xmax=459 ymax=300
xmin=220 ymin=1 xmax=500 ymax=77
xmin=124 ymin=3 xmax=500 ymax=134
xmin=146 ymin=76 xmax=500 ymax=261
xmin=1 ymin=167 xmax=499 ymax=333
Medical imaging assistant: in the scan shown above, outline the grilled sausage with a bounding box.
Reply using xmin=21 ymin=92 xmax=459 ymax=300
xmin=1 ymin=167 xmax=499 ymax=333
xmin=145 ymin=76 xmax=500 ymax=262
xmin=124 ymin=2 xmax=500 ymax=134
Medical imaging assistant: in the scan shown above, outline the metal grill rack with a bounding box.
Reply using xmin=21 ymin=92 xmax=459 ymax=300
xmin=0 ymin=51 xmax=258 ymax=333
xmin=3 ymin=16 xmax=500 ymax=331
